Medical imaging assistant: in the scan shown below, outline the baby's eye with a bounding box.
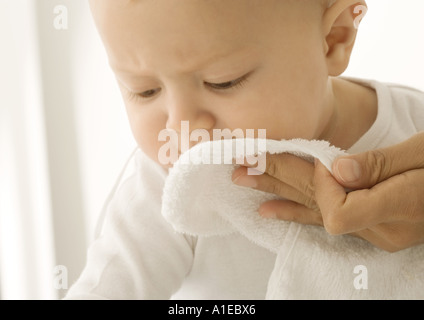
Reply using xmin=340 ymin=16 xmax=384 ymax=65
xmin=138 ymin=88 xmax=161 ymax=98
xmin=205 ymin=75 xmax=249 ymax=91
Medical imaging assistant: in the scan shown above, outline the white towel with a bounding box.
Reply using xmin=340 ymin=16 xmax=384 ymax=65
xmin=161 ymin=138 xmax=424 ymax=299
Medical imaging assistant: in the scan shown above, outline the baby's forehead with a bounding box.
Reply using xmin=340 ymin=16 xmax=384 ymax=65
xmin=91 ymin=0 xmax=314 ymax=39
xmin=91 ymin=0 xmax=323 ymax=75
xmin=92 ymin=1 xmax=274 ymax=44
xmin=91 ymin=0 xmax=324 ymax=36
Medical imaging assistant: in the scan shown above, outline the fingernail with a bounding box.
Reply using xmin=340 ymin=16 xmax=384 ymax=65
xmin=233 ymin=175 xmax=257 ymax=188
xmin=259 ymin=210 xmax=277 ymax=219
xmin=335 ymin=158 xmax=362 ymax=183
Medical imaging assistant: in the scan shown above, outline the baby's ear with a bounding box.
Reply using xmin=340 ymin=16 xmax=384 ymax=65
xmin=322 ymin=0 xmax=367 ymax=76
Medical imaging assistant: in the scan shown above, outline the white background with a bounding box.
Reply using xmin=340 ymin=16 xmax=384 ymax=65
xmin=0 ymin=0 xmax=423 ymax=299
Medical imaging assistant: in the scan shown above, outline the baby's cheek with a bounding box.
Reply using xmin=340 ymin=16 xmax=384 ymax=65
xmin=128 ymin=115 xmax=167 ymax=165
xmin=137 ymin=128 xmax=167 ymax=164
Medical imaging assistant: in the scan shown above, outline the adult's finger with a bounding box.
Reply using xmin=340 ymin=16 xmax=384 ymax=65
xmin=257 ymin=198 xmax=415 ymax=252
xmin=262 ymin=153 xmax=315 ymax=197
xmin=232 ymin=166 xmax=317 ymax=209
xmin=314 ymin=160 xmax=424 ymax=235
xmin=233 ymin=153 xmax=316 ymax=207
xmin=258 ymin=199 xmax=323 ymax=226
xmin=332 ymin=132 xmax=424 ymax=189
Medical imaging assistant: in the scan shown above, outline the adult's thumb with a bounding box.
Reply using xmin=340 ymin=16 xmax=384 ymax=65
xmin=332 ymin=132 xmax=424 ymax=189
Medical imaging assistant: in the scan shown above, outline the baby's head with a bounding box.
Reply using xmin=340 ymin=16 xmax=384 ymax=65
xmin=89 ymin=0 xmax=366 ymax=167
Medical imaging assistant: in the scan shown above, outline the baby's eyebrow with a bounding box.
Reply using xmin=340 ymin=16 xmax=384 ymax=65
xmin=113 ymin=70 xmax=153 ymax=82
xmin=186 ymin=47 xmax=252 ymax=72
xmin=111 ymin=46 xmax=256 ymax=79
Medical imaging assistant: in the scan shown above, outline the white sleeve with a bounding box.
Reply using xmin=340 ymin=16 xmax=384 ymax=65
xmin=64 ymin=153 xmax=194 ymax=300
xmin=393 ymin=84 xmax=424 ymax=132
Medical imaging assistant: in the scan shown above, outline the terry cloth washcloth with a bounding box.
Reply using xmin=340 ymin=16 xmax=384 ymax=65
xmin=161 ymin=139 xmax=424 ymax=300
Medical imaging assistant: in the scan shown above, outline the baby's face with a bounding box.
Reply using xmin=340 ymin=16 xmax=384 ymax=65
xmin=91 ymin=0 xmax=333 ymax=167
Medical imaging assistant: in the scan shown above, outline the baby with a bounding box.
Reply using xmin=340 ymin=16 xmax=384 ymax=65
xmin=65 ymin=0 xmax=424 ymax=299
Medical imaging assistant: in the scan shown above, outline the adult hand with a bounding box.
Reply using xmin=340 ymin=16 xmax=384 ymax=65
xmin=232 ymin=132 xmax=424 ymax=252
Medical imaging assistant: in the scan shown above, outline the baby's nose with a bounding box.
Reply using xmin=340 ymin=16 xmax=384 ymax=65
xmin=166 ymin=111 xmax=215 ymax=134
